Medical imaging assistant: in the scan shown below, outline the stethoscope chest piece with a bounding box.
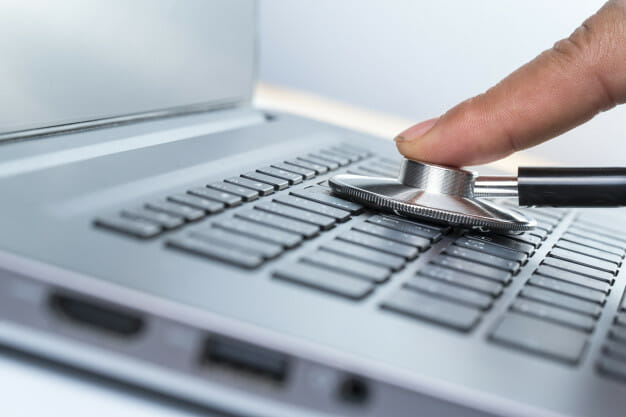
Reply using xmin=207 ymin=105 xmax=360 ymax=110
xmin=330 ymin=159 xmax=534 ymax=232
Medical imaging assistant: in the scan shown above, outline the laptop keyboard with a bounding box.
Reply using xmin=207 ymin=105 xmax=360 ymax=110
xmin=94 ymin=144 xmax=626 ymax=377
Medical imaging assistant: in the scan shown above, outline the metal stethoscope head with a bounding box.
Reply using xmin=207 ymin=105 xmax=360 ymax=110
xmin=330 ymin=159 xmax=626 ymax=232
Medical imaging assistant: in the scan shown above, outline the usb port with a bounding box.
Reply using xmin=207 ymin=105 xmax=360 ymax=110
xmin=202 ymin=335 xmax=288 ymax=382
xmin=50 ymin=293 xmax=144 ymax=337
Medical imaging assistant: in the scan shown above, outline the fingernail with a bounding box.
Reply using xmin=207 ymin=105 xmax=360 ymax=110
xmin=394 ymin=117 xmax=439 ymax=142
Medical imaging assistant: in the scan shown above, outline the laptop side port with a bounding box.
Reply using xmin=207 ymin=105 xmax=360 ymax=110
xmin=201 ymin=334 xmax=289 ymax=383
xmin=49 ymin=293 xmax=144 ymax=337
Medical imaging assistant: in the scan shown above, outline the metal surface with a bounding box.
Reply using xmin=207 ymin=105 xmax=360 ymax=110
xmin=330 ymin=160 xmax=535 ymax=232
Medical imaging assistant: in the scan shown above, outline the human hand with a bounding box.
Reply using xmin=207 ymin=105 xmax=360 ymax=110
xmin=394 ymin=0 xmax=626 ymax=167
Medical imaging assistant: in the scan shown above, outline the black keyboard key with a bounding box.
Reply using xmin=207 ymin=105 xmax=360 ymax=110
xmin=191 ymin=228 xmax=283 ymax=259
xmin=214 ymin=218 xmax=302 ymax=248
xmin=271 ymin=162 xmax=315 ymax=179
xmin=561 ymin=232 xmax=624 ymax=256
xmin=527 ymin=275 xmax=607 ymax=304
xmin=321 ymin=240 xmax=405 ymax=271
xmin=418 ymin=265 xmax=503 ymax=296
xmin=511 ymin=299 xmax=595 ymax=332
xmin=207 ymin=182 xmax=259 ymax=202
xmin=490 ymin=312 xmax=587 ymax=364
xmin=353 ymin=222 xmax=431 ymax=250
xmin=122 ymin=207 xmax=184 ymax=229
xmin=308 ymin=152 xmax=348 ymax=167
xmin=236 ymin=210 xmax=319 ymax=238
xmin=444 ymin=246 xmax=520 ymax=273
xmin=255 ymin=202 xmax=336 ymax=229
xmin=549 ymin=248 xmax=618 ymax=274
xmin=224 ymin=177 xmax=275 ymax=196
xmin=381 ymin=288 xmax=481 ymax=332
xmin=534 ymin=265 xmax=611 ymax=293
xmin=302 ymin=251 xmax=391 ymax=283
xmin=528 ymin=228 xmax=550 ymax=241
xmin=299 ymin=154 xmax=339 ymax=170
xmin=291 ymin=188 xmax=363 ymax=214
xmin=273 ymin=195 xmax=351 ymax=221
xmin=188 ymin=187 xmax=242 ymax=207
xmin=257 ymin=166 xmax=303 ymax=185
xmin=454 ymin=237 xmax=528 ymax=264
xmin=241 ymin=171 xmax=289 ymax=190
xmin=541 ymin=257 xmax=615 ymax=284
xmin=167 ymin=194 xmax=225 ymax=213
xmin=337 ymin=230 xmax=419 ymax=259
xmin=167 ymin=236 xmax=263 ymax=268
xmin=274 ymin=262 xmax=374 ymax=300
xmin=146 ymin=200 xmax=204 ymax=221
xmin=598 ymin=357 xmax=626 ymax=381
xmin=466 ymin=233 xmax=535 ymax=256
xmin=284 ymin=159 xmax=329 ymax=175
xmin=520 ymin=286 xmax=602 ymax=317
xmin=405 ymin=276 xmax=493 ymax=310
xmin=556 ymin=239 xmax=623 ymax=264
xmin=502 ymin=232 xmax=543 ymax=248
xmin=366 ymin=214 xmax=443 ymax=241
xmin=431 ymin=256 xmax=512 ymax=284
xmin=94 ymin=215 xmax=161 ymax=238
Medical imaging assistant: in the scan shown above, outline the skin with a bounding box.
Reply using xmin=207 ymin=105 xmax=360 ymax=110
xmin=395 ymin=0 xmax=626 ymax=167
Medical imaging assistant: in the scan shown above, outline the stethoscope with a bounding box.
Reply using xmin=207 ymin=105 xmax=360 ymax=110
xmin=329 ymin=159 xmax=626 ymax=232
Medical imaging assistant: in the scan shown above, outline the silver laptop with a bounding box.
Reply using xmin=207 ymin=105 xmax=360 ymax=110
xmin=1 ymin=1 xmax=626 ymax=416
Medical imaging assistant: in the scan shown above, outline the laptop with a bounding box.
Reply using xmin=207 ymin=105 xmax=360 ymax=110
xmin=1 ymin=1 xmax=626 ymax=416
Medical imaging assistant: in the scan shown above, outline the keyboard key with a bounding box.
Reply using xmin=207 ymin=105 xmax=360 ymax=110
xmin=418 ymin=265 xmax=503 ymax=296
xmin=236 ymin=210 xmax=319 ymax=238
xmin=146 ymin=200 xmax=204 ymax=221
xmin=490 ymin=312 xmax=587 ymax=364
xmin=299 ymin=155 xmax=339 ymax=170
xmin=188 ymin=187 xmax=242 ymax=207
xmin=616 ymin=313 xmax=626 ymax=327
xmin=337 ymin=230 xmax=419 ymax=259
xmin=566 ymin=228 xmax=626 ymax=251
xmin=366 ymin=214 xmax=443 ymax=241
xmin=527 ymin=275 xmax=606 ymax=304
xmin=549 ymin=248 xmax=619 ymax=274
xmin=167 ymin=236 xmax=263 ymax=269
xmin=604 ymin=341 xmax=626 ymax=360
xmin=122 ymin=207 xmax=184 ymax=229
xmin=325 ymin=147 xmax=362 ymax=162
xmin=224 ymin=177 xmax=275 ymax=196
xmin=502 ymin=232 xmax=543 ymax=249
xmin=353 ymin=222 xmax=431 ymax=250
xmin=542 ymin=257 xmax=615 ymax=284
xmin=528 ymin=228 xmax=550 ymax=241
xmin=511 ymin=299 xmax=595 ymax=332
xmin=257 ymin=166 xmax=303 ymax=185
xmin=308 ymin=152 xmax=348 ymax=167
xmin=167 ymin=194 xmax=225 ymax=213
xmin=274 ymin=262 xmax=374 ymax=300
xmin=571 ymin=223 xmax=626 ymax=245
xmin=191 ymin=228 xmax=283 ymax=259
xmin=520 ymin=286 xmax=602 ymax=317
xmin=381 ymin=288 xmax=481 ymax=332
xmin=94 ymin=215 xmax=161 ymax=238
xmin=347 ymin=167 xmax=385 ymax=177
xmin=444 ymin=246 xmax=520 ymax=273
xmin=465 ymin=233 xmax=535 ymax=256
xmin=336 ymin=144 xmax=372 ymax=159
xmin=322 ymin=240 xmax=405 ymax=271
xmin=431 ymin=256 xmax=512 ymax=284
xmin=320 ymin=148 xmax=359 ymax=163
xmin=271 ymin=162 xmax=315 ymax=179
xmin=290 ymin=188 xmax=363 ymax=214
xmin=454 ymin=237 xmax=528 ymax=264
xmin=302 ymin=251 xmax=390 ymax=283
xmin=610 ymin=327 xmax=626 ymax=343
xmin=207 ymin=182 xmax=259 ymax=202
xmin=331 ymin=146 xmax=368 ymax=160
xmin=254 ymin=202 xmax=336 ymax=229
xmin=241 ymin=171 xmax=289 ymax=190
xmin=405 ymin=276 xmax=493 ymax=310
xmin=354 ymin=164 xmax=398 ymax=177
xmin=214 ymin=217 xmax=302 ymax=248
xmin=273 ymin=195 xmax=351 ymax=221
xmin=561 ymin=232 xmax=624 ymax=257
xmin=534 ymin=265 xmax=611 ymax=293
xmin=556 ymin=239 xmax=623 ymax=265
xmin=598 ymin=357 xmax=626 ymax=381
xmin=284 ymin=159 xmax=329 ymax=175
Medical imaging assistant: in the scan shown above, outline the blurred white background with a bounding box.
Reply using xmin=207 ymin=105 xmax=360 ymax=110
xmin=259 ymin=0 xmax=625 ymax=165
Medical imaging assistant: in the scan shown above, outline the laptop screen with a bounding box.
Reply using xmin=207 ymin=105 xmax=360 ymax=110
xmin=0 ymin=0 xmax=255 ymax=140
